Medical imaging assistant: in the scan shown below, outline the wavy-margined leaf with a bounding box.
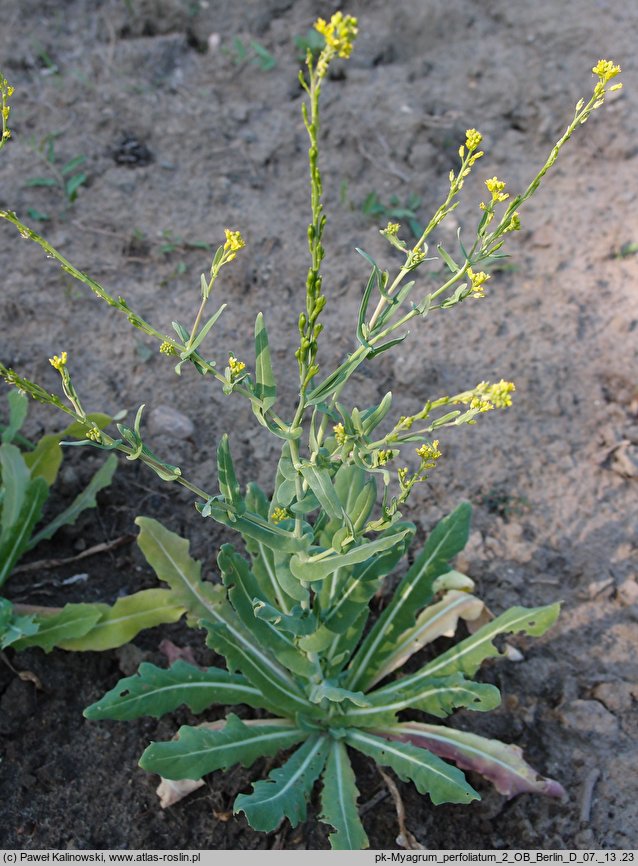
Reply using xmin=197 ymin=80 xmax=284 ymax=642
xmin=253 ymin=600 xmax=317 ymax=636
xmin=372 ymin=604 xmax=561 ymax=702
xmin=0 ymin=442 xmax=30 ymax=531
xmin=234 ymin=734 xmax=330 ymax=832
xmin=198 ymin=497 xmax=312 ymax=555
xmin=346 ymin=502 xmax=472 ymax=691
xmin=216 ymin=434 xmax=245 ymax=516
xmin=299 ymin=463 xmax=344 ymax=521
xmin=22 ymin=433 xmax=63 ymax=487
xmin=140 ymin=713 xmax=307 ymax=781
xmin=27 ymin=454 xmax=117 ymax=549
xmin=342 ymin=674 xmax=501 ymax=727
xmin=320 ymin=739 xmax=369 ymax=850
xmin=135 ymin=517 xmax=311 ymax=716
xmin=0 ymin=598 xmax=39 ymax=649
xmin=11 ymin=602 xmax=103 ymax=652
xmin=84 ymin=660 xmax=270 ymax=720
xmin=135 ymin=515 xmax=222 ymax=624
xmin=217 ymin=545 xmax=314 ymax=679
xmin=365 ymin=590 xmax=485 ymax=689
xmin=253 ymin=312 xmax=277 ymax=411
xmin=290 ymin=527 xmax=412 ymax=583
xmin=0 ymin=472 xmax=48 ymax=586
xmin=204 ymin=620 xmax=314 ymax=718
xmin=308 ymin=681 xmax=370 ymax=708
xmin=56 ymin=588 xmax=184 ymax=651
xmin=346 ymin=729 xmax=478 ymax=806
xmin=1 ymin=390 xmax=28 ymax=444
xmin=377 ymin=722 xmax=565 ymax=799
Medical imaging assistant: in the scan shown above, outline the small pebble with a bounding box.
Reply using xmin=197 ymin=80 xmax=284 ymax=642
xmin=558 ymin=699 xmax=618 ymax=736
xmin=148 ymin=405 xmax=194 ymax=440
xmin=617 ymin=577 xmax=638 ymax=606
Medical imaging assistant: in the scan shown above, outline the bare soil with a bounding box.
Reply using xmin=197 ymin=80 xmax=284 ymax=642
xmin=0 ymin=0 xmax=637 ymax=851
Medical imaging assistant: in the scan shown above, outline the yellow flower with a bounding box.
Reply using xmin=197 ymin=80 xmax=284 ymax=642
xmin=486 ymin=379 xmax=516 ymax=408
xmin=384 ymin=221 xmax=400 ymax=236
xmin=592 ymin=59 xmax=621 ymax=83
xmin=228 ymin=356 xmax=246 ymax=378
xmin=416 ymin=440 xmax=442 ymax=464
xmin=485 ymin=176 xmax=509 ymax=203
xmin=465 ymin=129 xmax=483 ymax=151
xmin=461 ymin=380 xmax=516 ymax=412
xmin=271 ymin=507 xmax=289 ymax=524
xmin=333 ymin=422 xmax=347 ymax=445
xmin=377 ymin=449 xmax=393 ymax=465
xmin=86 ymin=426 xmax=102 ymax=443
xmin=223 ymin=229 xmax=245 ymax=261
xmin=314 ymin=12 xmax=358 ymax=60
xmin=467 ymin=267 xmax=491 ymax=299
xmin=159 ymin=340 xmax=177 ymax=356
xmin=49 ymin=352 xmax=68 ymax=372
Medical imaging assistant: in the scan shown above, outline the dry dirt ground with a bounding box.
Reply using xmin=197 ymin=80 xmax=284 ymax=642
xmin=0 ymin=0 xmax=637 ymax=852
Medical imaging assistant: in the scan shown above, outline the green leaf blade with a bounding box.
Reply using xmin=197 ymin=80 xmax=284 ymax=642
xmin=27 ymin=453 xmax=117 ymax=549
xmin=346 ymin=729 xmax=478 ymax=806
xmin=11 ymin=602 xmax=103 ymax=652
xmin=377 ymin=722 xmax=565 ymax=799
xmin=254 ymin=312 xmax=277 ymax=411
xmin=346 ymin=502 xmax=472 ymax=691
xmin=234 ymin=735 xmax=329 ymax=832
xmin=140 ymin=713 xmax=306 ymax=781
xmin=57 ymin=588 xmax=185 ymax=651
xmin=320 ymin=739 xmax=369 ymax=850
xmin=84 ymin=660 xmax=270 ymax=720
xmin=0 ymin=475 xmax=49 ymax=585
xmin=373 ymin=603 xmax=561 ymax=703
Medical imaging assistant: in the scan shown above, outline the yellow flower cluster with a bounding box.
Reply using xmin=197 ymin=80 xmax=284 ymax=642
xmin=223 ymin=229 xmax=245 ymax=261
xmin=462 ymin=380 xmax=516 ymax=412
xmin=159 ymin=340 xmax=177 ymax=356
xmin=271 ymin=507 xmax=289 ymax=524
xmin=333 ymin=422 xmax=347 ymax=445
xmin=465 ymin=129 xmax=483 ymax=151
xmin=485 ymin=176 xmax=509 ymax=203
xmin=416 ymin=440 xmax=442 ymax=467
xmin=228 ymin=356 xmax=246 ymax=378
xmin=377 ymin=449 xmax=393 ymax=465
xmin=384 ymin=222 xmax=400 ymax=236
xmin=592 ymin=60 xmax=621 ymax=84
xmin=86 ymin=426 xmax=102 ymax=443
xmin=467 ymin=267 xmax=491 ymax=299
xmin=49 ymin=352 xmax=68 ymax=372
xmin=314 ymin=12 xmax=358 ymax=60
xmin=1 ymin=74 xmax=14 ymax=141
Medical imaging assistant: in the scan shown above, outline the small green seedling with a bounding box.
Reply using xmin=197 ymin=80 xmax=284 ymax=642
xmin=294 ymin=28 xmax=326 ymax=62
xmin=361 ymin=190 xmax=424 ymax=240
xmin=24 ymin=132 xmax=88 ymax=217
xmin=0 ymin=19 xmax=623 ymax=849
xmin=226 ymin=36 xmax=276 ymax=72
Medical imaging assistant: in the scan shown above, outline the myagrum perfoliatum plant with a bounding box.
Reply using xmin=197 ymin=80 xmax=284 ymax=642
xmin=0 ymin=19 xmax=623 ymax=849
